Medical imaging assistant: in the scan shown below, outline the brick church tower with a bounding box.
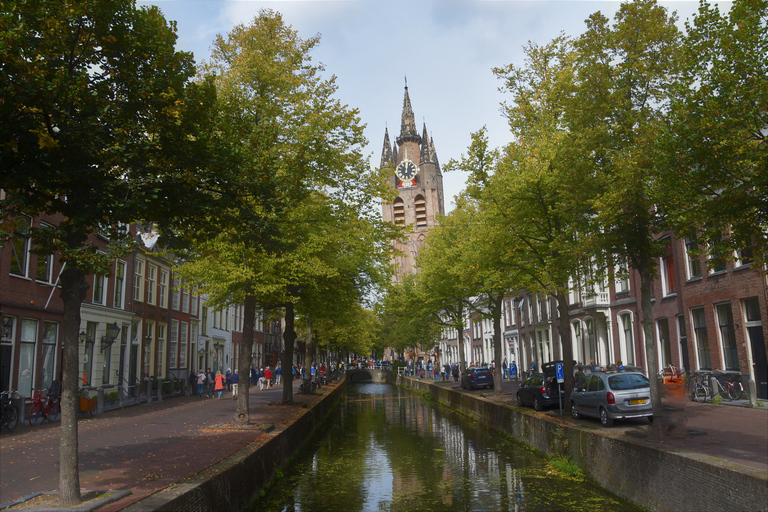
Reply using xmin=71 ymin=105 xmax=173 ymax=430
xmin=380 ymin=83 xmax=445 ymax=281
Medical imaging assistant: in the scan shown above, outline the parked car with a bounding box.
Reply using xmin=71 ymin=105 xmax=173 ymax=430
xmin=516 ymin=373 xmax=563 ymax=411
xmin=461 ymin=367 xmax=494 ymax=390
xmin=570 ymin=371 xmax=653 ymax=427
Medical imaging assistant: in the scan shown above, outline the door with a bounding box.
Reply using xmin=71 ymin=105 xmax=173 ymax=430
xmin=583 ymin=375 xmax=601 ymax=415
xmin=748 ymin=326 xmax=767 ymax=399
xmin=128 ymin=344 xmax=138 ymax=397
xmin=0 ymin=345 xmax=11 ymax=393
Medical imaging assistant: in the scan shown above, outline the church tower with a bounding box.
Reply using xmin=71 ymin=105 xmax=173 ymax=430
xmin=381 ymin=84 xmax=445 ymax=281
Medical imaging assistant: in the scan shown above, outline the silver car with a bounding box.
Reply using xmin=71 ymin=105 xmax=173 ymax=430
xmin=570 ymin=371 xmax=653 ymax=427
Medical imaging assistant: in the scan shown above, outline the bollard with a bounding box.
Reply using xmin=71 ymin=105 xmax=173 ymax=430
xmin=157 ymin=380 xmax=163 ymax=402
xmin=748 ymin=379 xmax=757 ymax=407
xmin=146 ymin=379 xmax=153 ymax=404
xmin=97 ymin=388 xmax=104 ymax=415
xmin=710 ymin=376 xmax=719 ymax=400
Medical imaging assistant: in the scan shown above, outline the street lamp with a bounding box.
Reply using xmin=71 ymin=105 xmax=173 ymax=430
xmin=100 ymin=321 xmax=120 ymax=352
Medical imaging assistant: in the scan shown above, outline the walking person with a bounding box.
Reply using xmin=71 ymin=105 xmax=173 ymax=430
xmin=275 ymin=365 xmax=282 ymax=386
xmin=206 ymin=368 xmax=215 ymax=398
xmin=250 ymin=365 xmax=258 ymax=387
xmin=189 ymin=369 xmax=197 ymax=396
xmin=214 ymin=371 xmax=225 ymax=399
xmin=258 ymin=368 xmax=265 ymax=390
xmin=197 ymin=370 xmax=206 ymax=397
xmin=231 ymin=370 xmax=239 ymax=399
xmin=225 ymin=368 xmax=232 ymax=391
xmin=452 ymin=364 xmax=459 ymax=383
xmin=264 ymin=366 xmax=272 ymax=389
xmin=502 ymin=359 xmax=508 ymax=380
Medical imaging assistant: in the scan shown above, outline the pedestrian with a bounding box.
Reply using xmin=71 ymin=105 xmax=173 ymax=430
xmin=207 ymin=368 xmax=216 ymax=397
xmin=502 ymin=359 xmax=508 ymax=380
xmin=250 ymin=364 xmax=258 ymax=387
xmin=197 ymin=370 xmax=206 ymax=397
xmin=589 ymin=359 xmax=597 ymax=373
xmin=264 ymin=366 xmax=272 ymax=389
xmin=214 ymin=371 xmax=225 ymax=399
xmin=225 ymin=368 xmax=232 ymax=391
xmin=275 ymin=365 xmax=282 ymax=386
xmin=452 ymin=364 xmax=459 ymax=383
xmin=189 ymin=369 xmax=197 ymax=396
xmin=529 ymin=361 xmax=536 ymax=378
xmin=510 ymin=361 xmax=517 ymax=381
xmin=231 ymin=370 xmax=239 ymax=399
xmin=258 ymin=368 xmax=266 ymax=390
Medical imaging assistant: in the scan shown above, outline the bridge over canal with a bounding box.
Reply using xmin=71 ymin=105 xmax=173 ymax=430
xmin=346 ymin=367 xmax=395 ymax=384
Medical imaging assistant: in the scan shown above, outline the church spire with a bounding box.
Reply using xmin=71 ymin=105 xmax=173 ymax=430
xmin=380 ymin=127 xmax=392 ymax=169
xmin=420 ymin=123 xmax=432 ymax=163
xmin=397 ymin=80 xmax=421 ymax=145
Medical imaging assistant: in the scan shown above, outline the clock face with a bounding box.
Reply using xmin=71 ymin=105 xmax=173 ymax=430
xmin=396 ymin=159 xmax=418 ymax=182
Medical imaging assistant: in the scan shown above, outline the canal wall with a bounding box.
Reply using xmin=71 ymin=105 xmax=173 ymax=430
xmin=399 ymin=376 xmax=768 ymax=512
xmin=122 ymin=383 xmax=346 ymax=512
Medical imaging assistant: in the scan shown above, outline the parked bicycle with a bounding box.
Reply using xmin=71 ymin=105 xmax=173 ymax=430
xmin=79 ymin=385 xmax=97 ymax=417
xmin=29 ymin=380 xmax=61 ymax=426
xmin=1 ymin=390 xmax=20 ymax=432
xmin=714 ymin=370 xmax=743 ymax=401
xmin=691 ymin=373 xmax=710 ymax=403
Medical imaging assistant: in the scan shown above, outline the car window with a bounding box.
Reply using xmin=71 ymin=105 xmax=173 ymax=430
xmin=598 ymin=377 xmax=605 ymax=391
xmin=575 ymin=376 xmax=588 ymax=392
xmin=608 ymin=374 xmax=650 ymax=390
xmin=587 ymin=375 xmax=600 ymax=392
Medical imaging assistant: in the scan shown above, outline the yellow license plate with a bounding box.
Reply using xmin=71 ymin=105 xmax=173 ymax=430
xmin=629 ymin=399 xmax=646 ymax=405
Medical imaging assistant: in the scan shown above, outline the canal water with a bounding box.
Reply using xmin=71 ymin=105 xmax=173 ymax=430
xmin=248 ymin=383 xmax=641 ymax=511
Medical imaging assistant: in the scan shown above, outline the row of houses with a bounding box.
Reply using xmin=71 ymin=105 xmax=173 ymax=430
xmin=0 ymin=208 xmax=285 ymax=399
xmin=437 ymin=231 xmax=768 ymax=399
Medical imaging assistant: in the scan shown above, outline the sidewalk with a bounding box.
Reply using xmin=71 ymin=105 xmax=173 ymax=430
xmin=432 ymin=376 xmax=768 ymax=474
xmin=0 ymin=379 xmax=338 ymax=510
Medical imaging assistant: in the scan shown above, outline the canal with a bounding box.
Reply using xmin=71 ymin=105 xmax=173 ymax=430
xmin=248 ymin=383 xmax=642 ymax=511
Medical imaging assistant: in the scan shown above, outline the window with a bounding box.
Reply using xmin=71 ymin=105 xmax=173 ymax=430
xmin=144 ymin=322 xmax=153 ymax=377
xmin=715 ymin=303 xmax=738 ymax=371
xmin=691 ymin=308 xmax=711 ymax=370
xmin=93 ymin=273 xmax=106 ymax=304
xmin=657 ymin=318 xmax=672 ymax=367
xmin=83 ymin=321 xmax=97 ymax=386
xmin=156 ymin=325 xmax=165 ymax=376
xmin=414 ymin=195 xmax=427 ymax=228
xmin=190 ymin=321 xmax=199 ymax=357
xmin=133 ymin=259 xmax=144 ymax=302
xmin=36 ymin=223 xmax=54 ymax=283
xmin=170 ymin=320 xmax=179 ymax=369
xmin=159 ymin=270 xmax=168 ymax=308
xmin=114 ymin=261 xmax=126 ymax=308
xmin=180 ymin=321 xmax=188 ymax=369
xmin=620 ymin=313 xmax=635 ymax=366
xmin=101 ymin=325 xmax=112 ymax=385
xmin=568 ymin=276 xmax=580 ymax=305
xmin=146 ymin=264 xmax=156 ymax=305
xmin=615 ymin=262 xmax=630 ymax=294
xmin=190 ymin=287 xmax=198 ymax=316
xmin=586 ymin=318 xmax=596 ymax=364
xmin=201 ymin=307 xmax=208 ymax=336
xmin=660 ymin=238 xmax=676 ymax=295
xmin=572 ymin=321 xmax=583 ymax=364
xmin=9 ymin=215 xmax=32 ymax=277
xmin=181 ymin=287 xmax=189 ymax=314
xmin=708 ymin=235 xmax=726 ymax=273
xmin=18 ymin=319 xmax=37 ymax=397
xmin=393 ymin=197 xmax=405 ymax=226
xmin=172 ymin=275 xmax=181 ymax=311
xmin=736 ymin=248 xmax=753 ymax=267
xmin=684 ymin=233 xmax=702 ymax=279
xmin=41 ymin=322 xmax=58 ymax=390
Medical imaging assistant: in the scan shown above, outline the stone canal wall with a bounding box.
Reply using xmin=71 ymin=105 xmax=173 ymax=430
xmin=399 ymin=377 xmax=768 ymax=512
xmin=122 ymin=383 xmax=346 ymax=512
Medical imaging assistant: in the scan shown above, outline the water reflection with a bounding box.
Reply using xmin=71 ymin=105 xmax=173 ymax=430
xmin=250 ymin=383 xmax=639 ymax=511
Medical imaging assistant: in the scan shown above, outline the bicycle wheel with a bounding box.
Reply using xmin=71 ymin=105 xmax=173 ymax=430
xmin=693 ymin=384 xmax=709 ymax=403
xmin=48 ymin=403 xmax=60 ymax=422
xmin=29 ymin=402 xmax=42 ymax=426
xmin=727 ymin=382 xmax=742 ymax=401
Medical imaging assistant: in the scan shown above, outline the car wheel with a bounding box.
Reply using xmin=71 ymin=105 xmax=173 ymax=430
xmin=599 ymin=407 xmax=614 ymax=427
xmin=489 ymin=382 xmax=494 ymax=389
xmin=571 ymin=402 xmax=581 ymax=419
xmin=534 ymin=397 xmax=542 ymax=411
xmin=517 ymin=394 xmax=523 ymax=407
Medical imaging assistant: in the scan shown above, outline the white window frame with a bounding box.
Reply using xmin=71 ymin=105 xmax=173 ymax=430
xmin=114 ymin=260 xmax=126 ymax=308
xmin=146 ymin=264 xmax=156 ymax=305
xmin=133 ymin=259 xmax=144 ymax=302
xmin=159 ymin=270 xmax=168 ymax=309
xmin=9 ymin=215 xmax=32 ymax=278
xmin=169 ymin=320 xmax=179 ymax=369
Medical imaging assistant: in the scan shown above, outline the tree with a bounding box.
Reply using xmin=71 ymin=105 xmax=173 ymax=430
xmin=565 ymin=0 xmax=682 ymax=419
xmin=178 ymin=9 xmax=394 ymax=411
xmin=660 ymin=0 xmax=768 ymax=263
xmin=0 ymin=0 xmax=216 ymax=504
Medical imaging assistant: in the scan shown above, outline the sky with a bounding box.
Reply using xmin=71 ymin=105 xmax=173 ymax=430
xmin=140 ymin=0 xmax=723 ymax=211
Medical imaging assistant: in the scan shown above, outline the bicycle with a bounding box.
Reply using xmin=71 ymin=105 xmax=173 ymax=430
xmin=79 ymin=386 xmax=97 ymax=417
xmin=1 ymin=390 xmax=20 ymax=432
xmin=691 ymin=373 xmax=710 ymax=403
xmin=29 ymin=386 xmax=61 ymax=425
xmin=713 ymin=370 xmax=743 ymax=401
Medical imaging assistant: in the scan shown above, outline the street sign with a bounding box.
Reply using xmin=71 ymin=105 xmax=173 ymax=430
xmin=556 ymin=362 xmax=564 ymax=384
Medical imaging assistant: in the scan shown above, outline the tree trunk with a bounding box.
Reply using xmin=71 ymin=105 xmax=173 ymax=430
xmin=282 ymin=301 xmax=296 ymax=404
xmin=234 ymin=292 xmax=256 ymax=425
xmin=457 ymin=302 xmax=467 ymax=373
xmin=555 ymin=292 xmax=575 ymax=410
xmin=492 ymin=294 xmax=504 ymax=393
xmin=59 ymin=265 xmax=88 ymax=505
xmin=304 ymin=312 xmax=313 ymax=379
xmin=636 ymin=254 xmax=664 ymax=418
